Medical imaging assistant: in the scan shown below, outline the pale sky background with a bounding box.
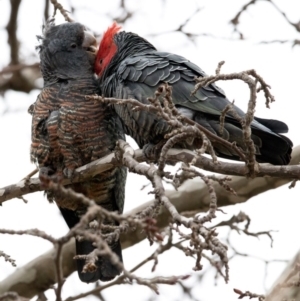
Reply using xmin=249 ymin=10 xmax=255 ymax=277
xmin=0 ymin=0 xmax=300 ymax=300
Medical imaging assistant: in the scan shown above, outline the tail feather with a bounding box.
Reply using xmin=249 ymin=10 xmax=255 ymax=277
xmin=251 ymin=129 xmax=293 ymax=165
xmin=59 ymin=206 xmax=123 ymax=283
xmin=254 ymin=117 xmax=289 ymax=134
xmin=76 ymin=239 xmax=122 ymax=283
xmin=193 ymin=112 xmax=293 ymax=165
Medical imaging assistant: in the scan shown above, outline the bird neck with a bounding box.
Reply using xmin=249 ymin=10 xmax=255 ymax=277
xmin=44 ymin=75 xmax=98 ymax=95
xmin=102 ymin=31 xmax=156 ymax=78
xmin=40 ymin=49 xmax=96 ymax=87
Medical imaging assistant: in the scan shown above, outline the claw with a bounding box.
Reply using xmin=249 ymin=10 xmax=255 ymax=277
xmin=39 ymin=166 xmax=55 ymax=178
xmin=63 ymin=167 xmax=75 ymax=179
xmin=39 ymin=166 xmax=55 ymax=186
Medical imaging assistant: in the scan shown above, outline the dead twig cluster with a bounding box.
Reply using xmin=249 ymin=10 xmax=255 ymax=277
xmin=117 ymin=139 xmax=230 ymax=281
xmin=193 ymin=63 xmax=275 ymax=176
xmin=215 ymin=211 xmax=275 ymax=247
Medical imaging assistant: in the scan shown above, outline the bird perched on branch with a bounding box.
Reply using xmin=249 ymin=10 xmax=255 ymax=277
xmin=29 ymin=20 xmax=126 ymax=283
xmin=95 ymin=23 xmax=292 ymax=165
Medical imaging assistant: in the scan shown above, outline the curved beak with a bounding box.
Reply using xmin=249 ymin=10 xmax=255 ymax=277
xmin=83 ymin=31 xmax=97 ymax=54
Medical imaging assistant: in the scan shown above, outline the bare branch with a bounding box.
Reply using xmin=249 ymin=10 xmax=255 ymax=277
xmin=233 ymin=288 xmax=265 ymax=301
xmin=0 ymin=250 xmax=16 ymax=267
xmin=0 ymin=63 xmax=40 ymax=76
xmin=6 ymin=0 xmax=22 ymax=65
xmin=230 ymin=0 xmax=300 ymax=45
xmin=44 ymin=0 xmax=50 ymax=21
xmin=50 ymin=0 xmax=73 ymax=22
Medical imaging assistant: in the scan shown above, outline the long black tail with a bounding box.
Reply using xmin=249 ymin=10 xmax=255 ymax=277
xmin=76 ymin=237 xmax=122 ymax=283
xmin=59 ymin=207 xmax=123 ymax=283
xmin=193 ymin=113 xmax=293 ymax=165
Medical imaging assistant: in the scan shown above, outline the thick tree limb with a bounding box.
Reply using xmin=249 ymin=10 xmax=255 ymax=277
xmin=0 ymin=241 xmax=76 ymax=299
xmin=1 ymin=145 xmax=300 ymax=205
xmin=266 ymin=250 xmax=300 ymax=300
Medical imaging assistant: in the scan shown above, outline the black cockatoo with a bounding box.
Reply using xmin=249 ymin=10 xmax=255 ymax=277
xmin=95 ymin=23 xmax=292 ymax=165
xmin=30 ymin=20 xmax=126 ymax=283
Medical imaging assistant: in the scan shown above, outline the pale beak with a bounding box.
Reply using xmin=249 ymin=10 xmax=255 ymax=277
xmin=83 ymin=31 xmax=97 ymax=53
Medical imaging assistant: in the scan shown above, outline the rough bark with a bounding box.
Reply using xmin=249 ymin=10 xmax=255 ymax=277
xmin=266 ymin=250 xmax=300 ymax=300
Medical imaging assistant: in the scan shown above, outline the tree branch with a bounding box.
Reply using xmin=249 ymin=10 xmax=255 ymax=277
xmin=1 ymin=145 xmax=300 ymax=205
xmin=1 ymin=147 xmax=299 ymax=298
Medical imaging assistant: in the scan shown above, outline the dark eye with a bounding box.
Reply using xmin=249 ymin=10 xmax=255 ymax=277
xmin=99 ymin=59 xmax=103 ymax=64
xmin=71 ymin=43 xmax=77 ymax=48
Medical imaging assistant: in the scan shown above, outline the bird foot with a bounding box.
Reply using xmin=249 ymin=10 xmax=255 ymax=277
xmin=63 ymin=167 xmax=76 ymax=179
xmin=39 ymin=166 xmax=62 ymax=187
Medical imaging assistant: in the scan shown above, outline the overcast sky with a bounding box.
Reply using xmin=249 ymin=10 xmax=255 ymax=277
xmin=0 ymin=1 xmax=300 ymax=300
